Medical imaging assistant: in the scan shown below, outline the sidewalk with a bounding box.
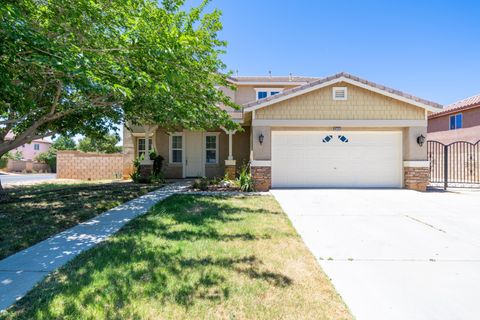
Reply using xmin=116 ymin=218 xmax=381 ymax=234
xmin=0 ymin=181 xmax=190 ymax=312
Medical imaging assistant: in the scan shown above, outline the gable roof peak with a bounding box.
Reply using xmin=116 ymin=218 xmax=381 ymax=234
xmin=243 ymin=72 xmax=443 ymax=111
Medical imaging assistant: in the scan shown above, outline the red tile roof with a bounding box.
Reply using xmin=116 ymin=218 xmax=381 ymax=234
xmin=429 ymin=94 xmax=480 ymax=119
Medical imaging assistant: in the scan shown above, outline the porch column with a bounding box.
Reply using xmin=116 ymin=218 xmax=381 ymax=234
xmin=223 ymin=128 xmax=237 ymax=179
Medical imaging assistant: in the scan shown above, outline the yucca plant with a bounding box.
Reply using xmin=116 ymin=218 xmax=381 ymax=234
xmin=237 ymin=163 xmax=254 ymax=192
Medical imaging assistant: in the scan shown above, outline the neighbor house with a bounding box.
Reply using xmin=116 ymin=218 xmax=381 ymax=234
xmin=123 ymin=72 xmax=443 ymax=191
xmin=428 ymin=94 xmax=480 ymax=144
xmin=5 ymin=132 xmax=52 ymax=161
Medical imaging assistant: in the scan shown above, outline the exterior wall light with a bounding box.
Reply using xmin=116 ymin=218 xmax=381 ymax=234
xmin=258 ymin=133 xmax=264 ymax=145
xmin=417 ymin=134 xmax=426 ymax=147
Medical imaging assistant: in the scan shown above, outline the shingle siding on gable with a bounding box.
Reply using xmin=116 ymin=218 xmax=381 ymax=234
xmin=254 ymin=83 xmax=425 ymax=120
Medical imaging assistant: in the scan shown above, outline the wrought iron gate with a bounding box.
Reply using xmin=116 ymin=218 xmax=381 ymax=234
xmin=427 ymin=140 xmax=480 ymax=189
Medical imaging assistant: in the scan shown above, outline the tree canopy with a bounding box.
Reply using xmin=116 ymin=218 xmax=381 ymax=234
xmin=78 ymin=134 xmax=122 ymax=154
xmin=0 ymin=0 xmax=237 ymax=159
xmin=51 ymin=135 xmax=76 ymax=151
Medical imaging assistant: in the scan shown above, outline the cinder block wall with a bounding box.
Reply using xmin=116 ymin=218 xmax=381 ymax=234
xmin=6 ymin=160 xmax=50 ymax=173
xmin=57 ymin=151 xmax=123 ymax=180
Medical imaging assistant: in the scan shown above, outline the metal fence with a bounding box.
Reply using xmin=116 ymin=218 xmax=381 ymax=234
xmin=428 ymin=140 xmax=480 ymax=189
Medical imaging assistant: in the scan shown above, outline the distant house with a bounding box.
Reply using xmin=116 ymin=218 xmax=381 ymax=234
xmin=428 ymin=94 xmax=480 ymax=144
xmin=5 ymin=133 xmax=52 ymax=160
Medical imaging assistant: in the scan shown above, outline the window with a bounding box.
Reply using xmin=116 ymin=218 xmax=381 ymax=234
xmin=338 ymin=135 xmax=349 ymax=143
xmin=257 ymin=91 xmax=268 ymax=99
xmin=449 ymin=114 xmax=463 ymax=130
xmin=332 ymin=87 xmax=348 ymax=100
xmin=255 ymin=88 xmax=283 ymax=100
xmin=322 ymin=135 xmax=333 ymax=143
xmin=137 ymin=138 xmax=152 ymax=158
xmin=205 ymin=134 xmax=218 ymax=164
xmin=34 ymin=143 xmax=40 ymax=151
xmin=170 ymin=135 xmax=183 ymax=164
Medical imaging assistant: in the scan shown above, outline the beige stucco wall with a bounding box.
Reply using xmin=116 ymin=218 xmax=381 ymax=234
xmin=234 ymin=85 xmax=298 ymax=105
xmin=122 ymin=126 xmax=136 ymax=178
xmin=255 ymin=83 xmax=425 ymax=120
xmin=403 ymin=126 xmax=427 ymax=160
xmin=252 ymin=126 xmax=427 ymax=161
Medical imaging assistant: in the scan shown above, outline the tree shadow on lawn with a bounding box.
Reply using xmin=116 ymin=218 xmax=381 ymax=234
xmin=0 ymin=182 xmax=159 ymax=260
xmin=8 ymin=195 xmax=293 ymax=319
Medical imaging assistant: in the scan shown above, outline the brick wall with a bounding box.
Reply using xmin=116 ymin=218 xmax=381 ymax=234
xmin=404 ymin=167 xmax=430 ymax=191
xmin=57 ymin=151 xmax=123 ymax=180
xmin=252 ymin=166 xmax=271 ymax=191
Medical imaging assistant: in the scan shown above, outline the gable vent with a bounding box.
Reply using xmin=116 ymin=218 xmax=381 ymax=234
xmin=333 ymin=87 xmax=347 ymax=100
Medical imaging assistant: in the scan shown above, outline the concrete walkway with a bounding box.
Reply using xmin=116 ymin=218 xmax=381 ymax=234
xmin=272 ymin=188 xmax=480 ymax=320
xmin=0 ymin=181 xmax=190 ymax=312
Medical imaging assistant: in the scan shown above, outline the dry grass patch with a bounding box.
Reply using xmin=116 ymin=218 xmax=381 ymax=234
xmin=3 ymin=195 xmax=352 ymax=320
xmin=0 ymin=181 xmax=162 ymax=259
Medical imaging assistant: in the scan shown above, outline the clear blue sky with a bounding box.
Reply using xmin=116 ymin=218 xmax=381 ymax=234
xmin=188 ymin=0 xmax=480 ymax=106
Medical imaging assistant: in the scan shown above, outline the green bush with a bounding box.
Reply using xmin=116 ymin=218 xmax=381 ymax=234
xmin=237 ymin=163 xmax=254 ymax=192
xmin=193 ymin=177 xmax=209 ymax=191
xmin=35 ymin=150 xmax=57 ymax=172
xmin=150 ymin=171 xmax=165 ymax=184
xmin=0 ymin=156 xmax=8 ymax=169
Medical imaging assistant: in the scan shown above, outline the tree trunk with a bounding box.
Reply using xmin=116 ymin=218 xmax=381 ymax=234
xmin=0 ymin=178 xmax=10 ymax=203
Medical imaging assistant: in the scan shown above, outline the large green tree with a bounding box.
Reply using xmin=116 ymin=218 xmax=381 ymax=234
xmin=0 ymin=0 xmax=237 ymax=200
xmin=78 ymin=133 xmax=122 ymax=154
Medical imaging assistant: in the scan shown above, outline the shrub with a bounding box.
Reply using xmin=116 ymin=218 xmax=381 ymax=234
xmin=237 ymin=163 xmax=254 ymax=192
xmin=150 ymin=171 xmax=165 ymax=184
xmin=35 ymin=150 xmax=57 ymax=172
xmin=0 ymin=155 xmax=8 ymax=169
xmin=193 ymin=177 xmax=209 ymax=191
xmin=130 ymin=157 xmax=143 ymax=183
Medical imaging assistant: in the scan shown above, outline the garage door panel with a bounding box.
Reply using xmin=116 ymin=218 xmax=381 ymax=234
xmin=271 ymin=131 xmax=402 ymax=188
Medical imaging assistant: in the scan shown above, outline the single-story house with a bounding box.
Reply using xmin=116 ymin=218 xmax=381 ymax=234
xmin=123 ymin=72 xmax=443 ymax=191
xmin=428 ymin=93 xmax=480 ymax=144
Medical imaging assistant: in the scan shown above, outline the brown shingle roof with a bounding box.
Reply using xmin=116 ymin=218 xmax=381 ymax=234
xmin=243 ymin=72 xmax=443 ymax=110
xmin=429 ymin=93 xmax=480 ymax=119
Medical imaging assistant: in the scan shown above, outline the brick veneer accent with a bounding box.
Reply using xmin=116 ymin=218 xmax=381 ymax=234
xmin=252 ymin=166 xmax=271 ymax=191
xmin=404 ymin=167 xmax=430 ymax=191
xmin=225 ymin=164 xmax=236 ymax=180
xmin=57 ymin=151 xmax=123 ymax=180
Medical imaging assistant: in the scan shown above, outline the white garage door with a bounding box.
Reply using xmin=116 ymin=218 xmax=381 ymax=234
xmin=271 ymin=131 xmax=402 ymax=188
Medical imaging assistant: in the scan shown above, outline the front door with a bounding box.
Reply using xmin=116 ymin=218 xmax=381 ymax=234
xmin=185 ymin=131 xmax=204 ymax=177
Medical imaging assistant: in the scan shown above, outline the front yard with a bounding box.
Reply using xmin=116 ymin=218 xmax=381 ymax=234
xmin=0 ymin=181 xmax=161 ymax=260
xmin=3 ymin=195 xmax=352 ymax=320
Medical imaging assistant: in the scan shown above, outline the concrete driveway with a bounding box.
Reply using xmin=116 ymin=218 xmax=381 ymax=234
xmin=271 ymin=188 xmax=480 ymax=320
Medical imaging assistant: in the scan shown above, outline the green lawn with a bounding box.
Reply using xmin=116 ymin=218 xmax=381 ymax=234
xmin=0 ymin=181 xmax=161 ymax=260
xmin=3 ymin=195 xmax=352 ymax=320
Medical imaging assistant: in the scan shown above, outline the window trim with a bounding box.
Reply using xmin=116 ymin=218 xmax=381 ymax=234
xmin=449 ymin=113 xmax=463 ymax=130
xmin=169 ymin=132 xmax=184 ymax=164
xmin=254 ymin=88 xmax=284 ymax=100
xmin=136 ymin=137 xmax=153 ymax=159
xmin=204 ymin=132 xmax=220 ymax=165
xmin=332 ymin=87 xmax=348 ymax=100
